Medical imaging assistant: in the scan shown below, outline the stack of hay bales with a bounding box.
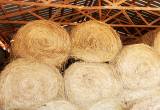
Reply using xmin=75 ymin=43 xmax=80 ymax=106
xmin=11 ymin=20 xmax=71 ymax=69
xmin=0 ymin=20 xmax=73 ymax=110
xmin=0 ymin=58 xmax=64 ymax=110
xmin=64 ymin=20 xmax=123 ymax=110
xmin=111 ymin=44 xmax=160 ymax=109
xmin=1 ymin=19 xmax=160 ymax=110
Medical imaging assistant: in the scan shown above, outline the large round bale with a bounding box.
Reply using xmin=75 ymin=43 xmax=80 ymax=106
xmin=112 ymin=44 xmax=160 ymax=90
xmin=64 ymin=62 xmax=122 ymax=109
xmin=35 ymin=100 xmax=80 ymax=110
xmin=11 ymin=20 xmax=71 ymax=68
xmin=0 ymin=58 xmax=64 ymax=110
xmin=70 ymin=20 xmax=122 ymax=62
xmin=89 ymin=99 xmax=123 ymax=110
xmin=131 ymin=96 xmax=160 ymax=110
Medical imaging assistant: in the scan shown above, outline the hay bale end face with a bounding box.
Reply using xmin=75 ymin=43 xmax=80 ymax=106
xmin=0 ymin=58 xmax=64 ymax=110
xmin=89 ymin=99 xmax=123 ymax=110
xmin=70 ymin=20 xmax=122 ymax=62
xmin=112 ymin=44 xmax=160 ymax=90
xmin=35 ymin=100 xmax=80 ymax=110
xmin=64 ymin=62 xmax=122 ymax=109
xmin=11 ymin=20 xmax=71 ymax=68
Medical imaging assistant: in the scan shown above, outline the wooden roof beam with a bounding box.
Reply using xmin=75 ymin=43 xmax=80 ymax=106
xmin=122 ymin=10 xmax=142 ymax=35
xmin=29 ymin=11 xmax=45 ymax=20
xmin=135 ymin=11 xmax=149 ymax=25
xmin=0 ymin=1 xmax=160 ymax=11
xmin=103 ymin=10 xmax=122 ymax=22
xmin=115 ymin=0 xmax=127 ymax=5
xmin=103 ymin=0 xmax=113 ymax=5
xmin=149 ymin=17 xmax=160 ymax=25
xmin=98 ymin=0 xmax=102 ymax=20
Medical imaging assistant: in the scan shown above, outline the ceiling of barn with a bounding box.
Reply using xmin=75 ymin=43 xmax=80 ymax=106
xmin=0 ymin=0 xmax=159 ymax=45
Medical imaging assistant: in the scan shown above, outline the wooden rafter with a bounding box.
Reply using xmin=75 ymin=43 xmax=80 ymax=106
xmin=103 ymin=10 xmax=122 ymax=22
xmin=115 ymin=0 xmax=127 ymax=6
xmin=98 ymin=0 xmax=102 ymax=20
xmin=0 ymin=0 xmax=159 ymax=38
xmin=122 ymin=10 xmax=142 ymax=35
xmin=29 ymin=11 xmax=45 ymax=20
xmin=135 ymin=11 xmax=149 ymax=25
xmin=103 ymin=0 xmax=113 ymax=5
xmin=149 ymin=17 xmax=160 ymax=25
xmin=0 ymin=1 xmax=159 ymax=11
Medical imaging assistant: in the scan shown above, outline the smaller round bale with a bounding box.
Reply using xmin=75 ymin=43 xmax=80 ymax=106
xmin=0 ymin=58 xmax=64 ymax=110
xmin=131 ymin=96 xmax=160 ymax=110
xmin=70 ymin=20 xmax=122 ymax=62
xmin=35 ymin=100 xmax=80 ymax=110
xmin=89 ymin=99 xmax=123 ymax=110
xmin=112 ymin=44 xmax=160 ymax=90
xmin=64 ymin=62 xmax=122 ymax=109
xmin=11 ymin=20 xmax=71 ymax=68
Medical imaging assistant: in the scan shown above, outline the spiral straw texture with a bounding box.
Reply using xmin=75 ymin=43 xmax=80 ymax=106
xmin=64 ymin=62 xmax=122 ymax=109
xmin=0 ymin=58 xmax=64 ymax=110
xmin=112 ymin=44 xmax=160 ymax=90
xmin=70 ymin=20 xmax=122 ymax=62
xmin=11 ymin=20 xmax=71 ymax=68
xmin=35 ymin=100 xmax=80 ymax=110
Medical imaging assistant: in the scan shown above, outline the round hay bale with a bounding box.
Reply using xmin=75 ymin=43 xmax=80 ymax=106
xmin=131 ymin=96 xmax=160 ymax=110
xmin=89 ymin=99 xmax=123 ymax=110
xmin=70 ymin=20 xmax=122 ymax=62
xmin=35 ymin=100 xmax=80 ymax=110
xmin=64 ymin=62 xmax=122 ymax=109
xmin=112 ymin=44 xmax=160 ymax=90
xmin=0 ymin=58 xmax=64 ymax=110
xmin=11 ymin=20 xmax=71 ymax=68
